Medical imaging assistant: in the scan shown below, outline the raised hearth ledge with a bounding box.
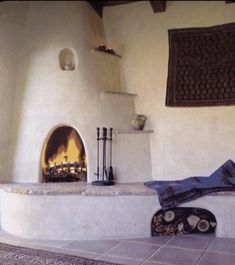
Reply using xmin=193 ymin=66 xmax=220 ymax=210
xmin=0 ymin=182 xmax=158 ymax=240
xmin=1 ymin=183 xmax=235 ymax=240
xmin=0 ymin=182 xmax=155 ymax=196
xmin=0 ymin=182 xmax=232 ymax=196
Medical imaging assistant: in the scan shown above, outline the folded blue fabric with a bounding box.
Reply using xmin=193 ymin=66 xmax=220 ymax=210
xmin=145 ymin=160 xmax=235 ymax=210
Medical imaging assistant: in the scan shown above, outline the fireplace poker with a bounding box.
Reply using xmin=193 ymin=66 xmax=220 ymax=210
xmin=108 ymin=128 xmax=114 ymax=183
xmin=96 ymin=127 xmax=100 ymax=180
xmin=102 ymin=127 xmax=108 ymax=181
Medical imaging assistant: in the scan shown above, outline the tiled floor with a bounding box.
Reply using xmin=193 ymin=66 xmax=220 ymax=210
xmin=0 ymin=231 xmax=235 ymax=265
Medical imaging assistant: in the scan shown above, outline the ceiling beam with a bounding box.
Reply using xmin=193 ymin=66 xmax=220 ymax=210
xmin=102 ymin=1 xmax=139 ymax=6
xmin=88 ymin=1 xmax=103 ymax=17
xmin=150 ymin=1 xmax=166 ymax=13
xmin=88 ymin=1 xmax=141 ymax=17
xmin=88 ymin=1 xmax=167 ymax=17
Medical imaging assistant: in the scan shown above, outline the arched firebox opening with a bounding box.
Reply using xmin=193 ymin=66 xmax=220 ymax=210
xmin=41 ymin=126 xmax=87 ymax=182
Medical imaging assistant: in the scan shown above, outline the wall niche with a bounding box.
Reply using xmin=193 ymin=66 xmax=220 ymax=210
xmin=59 ymin=48 xmax=76 ymax=71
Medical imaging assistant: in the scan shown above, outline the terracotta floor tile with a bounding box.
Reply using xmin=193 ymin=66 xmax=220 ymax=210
xmin=207 ymin=237 xmax=235 ymax=255
xmin=149 ymin=246 xmax=202 ymax=265
xmin=63 ymin=239 xmax=121 ymax=254
xmin=197 ymin=252 xmax=235 ymax=265
xmin=104 ymin=241 xmax=159 ymax=260
xmin=166 ymin=234 xmax=212 ymax=250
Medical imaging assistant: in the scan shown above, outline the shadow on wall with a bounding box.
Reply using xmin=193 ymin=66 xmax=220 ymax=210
xmin=0 ymin=2 xmax=30 ymax=182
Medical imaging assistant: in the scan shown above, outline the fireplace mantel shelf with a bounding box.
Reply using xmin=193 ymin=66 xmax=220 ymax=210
xmin=102 ymin=91 xmax=137 ymax=97
xmin=91 ymin=48 xmax=121 ymax=58
xmin=113 ymin=129 xmax=154 ymax=134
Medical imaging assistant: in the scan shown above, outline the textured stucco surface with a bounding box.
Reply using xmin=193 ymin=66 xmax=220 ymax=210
xmin=0 ymin=1 xmax=30 ymax=181
xmin=103 ymin=1 xmax=235 ymax=180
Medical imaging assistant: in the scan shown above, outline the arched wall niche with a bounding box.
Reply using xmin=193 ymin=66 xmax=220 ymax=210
xmin=59 ymin=48 xmax=77 ymax=71
xmin=41 ymin=125 xmax=87 ymax=182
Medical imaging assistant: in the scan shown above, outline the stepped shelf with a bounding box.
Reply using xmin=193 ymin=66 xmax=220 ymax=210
xmin=113 ymin=129 xmax=154 ymax=134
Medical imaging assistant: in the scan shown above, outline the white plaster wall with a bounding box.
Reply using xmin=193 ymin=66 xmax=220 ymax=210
xmin=0 ymin=1 xmax=29 ymax=181
xmin=6 ymin=1 xmax=136 ymax=183
xmin=113 ymin=133 xmax=152 ymax=182
xmin=92 ymin=51 xmax=123 ymax=93
xmin=103 ymin=1 xmax=235 ymax=180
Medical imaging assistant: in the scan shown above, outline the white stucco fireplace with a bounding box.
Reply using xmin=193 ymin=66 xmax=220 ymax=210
xmin=0 ymin=1 xmax=155 ymax=241
xmin=4 ymin=0 xmax=150 ymax=184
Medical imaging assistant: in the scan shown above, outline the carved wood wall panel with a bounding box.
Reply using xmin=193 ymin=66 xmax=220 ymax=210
xmin=166 ymin=23 xmax=235 ymax=107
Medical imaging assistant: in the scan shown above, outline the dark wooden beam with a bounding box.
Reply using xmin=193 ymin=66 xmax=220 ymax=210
xmin=87 ymin=1 xmax=140 ymax=17
xmin=88 ymin=1 xmax=103 ymax=17
xmin=102 ymin=1 xmax=139 ymax=6
xmin=88 ymin=1 xmax=166 ymax=17
xmin=150 ymin=1 xmax=166 ymax=13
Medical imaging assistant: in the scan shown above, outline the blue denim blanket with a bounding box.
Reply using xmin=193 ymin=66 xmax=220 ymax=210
xmin=145 ymin=160 xmax=235 ymax=210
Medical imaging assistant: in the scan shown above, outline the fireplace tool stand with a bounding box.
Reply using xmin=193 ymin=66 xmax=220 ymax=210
xmin=92 ymin=127 xmax=115 ymax=186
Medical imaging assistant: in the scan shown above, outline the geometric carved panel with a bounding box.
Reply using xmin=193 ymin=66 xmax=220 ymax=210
xmin=166 ymin=23 xmax=235 ymax=107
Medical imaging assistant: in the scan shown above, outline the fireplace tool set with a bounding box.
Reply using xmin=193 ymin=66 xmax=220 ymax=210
xmin=92 ymin=127 xmax=115 ymax=186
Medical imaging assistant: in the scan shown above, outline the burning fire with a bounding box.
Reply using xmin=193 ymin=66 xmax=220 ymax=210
xmin=47 ymin=130 xmax=83 ymax=166
xmin=41 ymin=127 xmax=87 ymax=182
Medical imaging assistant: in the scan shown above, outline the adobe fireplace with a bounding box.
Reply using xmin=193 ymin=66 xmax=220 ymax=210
xmin=41 ymin=126 xmax=87 ymax=182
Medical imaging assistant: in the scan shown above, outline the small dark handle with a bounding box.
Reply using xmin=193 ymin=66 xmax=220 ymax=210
xmin=109 ymin=128 xmax=113 ymax=140
xmin=102 ymin=127 xmax=107 ymax=140
xmin=97 ymin=127 xmax=100 ymax=140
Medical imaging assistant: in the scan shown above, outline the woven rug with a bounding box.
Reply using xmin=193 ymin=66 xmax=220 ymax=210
xmin=0 ymin=243 xmax=121 ymax=265
xmin=166 ymin=22 xmax=235 ymax=107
